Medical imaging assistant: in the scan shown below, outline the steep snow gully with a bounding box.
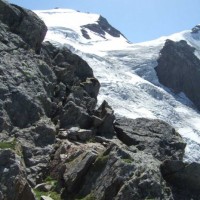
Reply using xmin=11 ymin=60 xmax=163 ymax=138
xmin=36 ymin=9 xmax=200 ymax=162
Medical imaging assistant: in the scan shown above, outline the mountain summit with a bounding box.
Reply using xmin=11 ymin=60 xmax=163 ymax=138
xmin=35 ymin=9 xmax=129 ymax=53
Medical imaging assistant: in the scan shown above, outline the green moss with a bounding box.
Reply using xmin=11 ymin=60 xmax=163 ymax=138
xmin=34 ymin=176 xmax=60 ymax=200
xmin=45 ymin=176 xmax=59 ymax=191
xmin=92 ymin=154 xmax=109 ymax=172
xmin=0 ymin=140 xmax=16 ymax=150
xmin=49 ymin=191 xmax=61 ymax=200
xmin=34 ymin=189 xmax=61 ymax=200
xmin=34 ymin=190 xmax=46 ymax=200
xmin=45 ymin=175 xmax=54 ymax=182
xmin=0 ymin=139 xmax=23 ymax=156
xmin=87 ymin=137 xmax=96 ymax=143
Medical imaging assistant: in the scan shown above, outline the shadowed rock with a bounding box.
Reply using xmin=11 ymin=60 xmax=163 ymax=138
xmin=81 ymin=15 xmax=127 ymax=40
xmin=155 ymin=39 xmax=200 ymax=110
xmin=160 ymin=160 xmax=200 ymax=199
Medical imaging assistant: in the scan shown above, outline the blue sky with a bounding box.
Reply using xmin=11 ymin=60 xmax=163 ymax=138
xmin=9 ymin=0 xmax=200 ymax=43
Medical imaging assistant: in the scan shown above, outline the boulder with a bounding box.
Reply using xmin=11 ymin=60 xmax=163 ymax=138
xmin=59 ymin=101 xmax=92 ymax=129
xmin=62 ymin=151 xmax=97 ymax=194
xmin=114 ymin=117 xmax=186 ymax=161
xmin=94 ymin=101 xmax=115 ymax=138
xmin=0 ymin=0 xmax=47 ymax=53
xmin=60 ymin=127 xmax=94 ymax=142
xmin=80 ymin=77 xmax=100 ymax=99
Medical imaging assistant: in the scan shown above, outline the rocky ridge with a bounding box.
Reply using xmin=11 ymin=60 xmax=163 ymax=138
xmin=81 ymin=15 xmax=127 ymax=40
xmin=155 ymin=39 xmax=200 ymax=110
xmin=0 ymin=1 xmax=200 ymax=200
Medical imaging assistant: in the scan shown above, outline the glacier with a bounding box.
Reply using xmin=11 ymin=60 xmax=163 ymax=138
xmin=35 ymin=8 xmax=200 ymax=162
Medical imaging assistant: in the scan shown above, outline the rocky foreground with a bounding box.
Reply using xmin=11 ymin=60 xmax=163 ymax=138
xmin=0 ymin=1 xmax=200 ymax=200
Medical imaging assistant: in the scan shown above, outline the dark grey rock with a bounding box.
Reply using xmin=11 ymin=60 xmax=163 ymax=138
xmin=59 ymin=101 xmax=92 ymax=129
xmin=0 ymin=149 xmax=36 ymax=200
xmin=80 ymin=77 xmax=100 ymax=99
xmin=0 ymin=191 xmax=3 ymax=200
xmin=0 ymin=1 xmax=195 ymax=200
xmin=42 ymin=41 xmax=94 ymax=82
xmin=94 ymin=100 xmax=115 ymax=138
xmin=81 ymin=28 xmax=91 ymax=39
xmin=13 ymin=118 xmax=56 ymax=148
xmin=81 ymin=15 xmax=127 ymax=40
xmin=155 ymin=39 xmax=200 ymax=110
xmin=0 ymin=0 xmax=47 ymax=53
xmin=65 ymin=127 xmax=94 ymax=141
xmin=64 ymin=142 xmax=173 ymax=200
xmin=62 ymin=151 xmax=97 ymax=195
xmin=114 ymin=117 xmax=186 ymax=161
xmin=4 ymin=90 xmax=42 ymax=128
xmin=161 ymin=160 xmax=200 ymax=199
xmin=192 ymin=24 xmax=200 ymax=34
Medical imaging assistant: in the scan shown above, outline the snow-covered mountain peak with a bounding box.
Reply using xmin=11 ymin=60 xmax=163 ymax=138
xmin=35 ymin=9 xmax=129 ymax=54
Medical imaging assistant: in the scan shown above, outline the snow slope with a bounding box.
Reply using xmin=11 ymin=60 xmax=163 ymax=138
xmin=35 ymin=9 xmax=200 ymax=162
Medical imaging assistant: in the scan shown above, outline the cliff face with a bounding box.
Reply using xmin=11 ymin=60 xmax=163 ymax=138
xmin=0 ymin=1 xmax=200 ymax=200
xmin=155 ymin=39 xmax=200 ymax=110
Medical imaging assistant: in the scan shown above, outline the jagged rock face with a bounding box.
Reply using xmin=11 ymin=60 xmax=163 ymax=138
xmin=155 ymin=39 xmax=200 ymax=110
xmin=0 ymin=0 xmax=100 ymax=197
xmin=114 ymin=117 xmax=186 ymax=161
xmin=81 ymin=16 xmax=126 ymax=39
xmin=0 ymin=0 xmax=47 ymax=53
xmin=42 ymin=42 xmax=94 ymax=82
xmin=50 ymin=139 xmax=174 ymax=200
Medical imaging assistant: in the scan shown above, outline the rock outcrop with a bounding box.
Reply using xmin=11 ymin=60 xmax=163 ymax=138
xmin=0 ymin=0 xmax=47 ymax=53
xmin=1 ymin=1 xmax=200 ymax=200
xmin=192 ymin=24 xmax=200 ymax=33
xmin=155 ymin=39 xmax=200 ymax=110
xmin=114 ymin=117 xmax=186 ymax=161
xmin=81 ymin=15 xmax=127 ymax=40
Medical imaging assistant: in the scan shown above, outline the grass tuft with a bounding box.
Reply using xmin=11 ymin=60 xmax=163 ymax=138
xmin=0 ymin=140 xmax=16 ymax=150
